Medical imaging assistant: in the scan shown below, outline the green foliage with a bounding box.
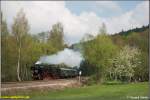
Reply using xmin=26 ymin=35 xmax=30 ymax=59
xmin=12 ymin=9 xmax=29 ymax=41
xmin=126 ymin=31 xmax=149 ymax=81
xmin=1 ymin=11 xmax=66 ymax=82
xmin=134 ymin=52 xmax=149 ymax=81
xmin=1 ymin=18 xmax=9 ymax=36
xmin=117 ymin=25 xmax=149 ymax=36
xmin=1 ymin=36 xmax=18 ymax=81
xmin=99 ymin=23 xmax=107 ymax=34
xmin=12 ymin=9 xmax=30 ymax=81
xmin=109 ymin=46 xmax=141 ymax=82
xmin=1 ymin=11 xmax=18 ymax=81
xmin=48 ymin=22 xmax=65 ymax=52
xmin=83 ymin=34 xmax=117 ymax=82
xmin=111 ymin=27 xmax=149 ymax=82
xmin=1 ymin=9 xmax=148 ymax=83
xmin=111 ymin=34 xmax=126 ymax=48
xmin=82 ymin=25 xmax=149 ymax=83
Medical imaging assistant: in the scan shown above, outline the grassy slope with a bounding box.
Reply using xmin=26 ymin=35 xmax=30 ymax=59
xmin=27 ymin=82 xmax=149 ymax=100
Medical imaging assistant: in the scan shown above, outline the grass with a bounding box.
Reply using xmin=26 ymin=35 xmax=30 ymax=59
xmin=3 ymin=82 xmax=149 ymax=100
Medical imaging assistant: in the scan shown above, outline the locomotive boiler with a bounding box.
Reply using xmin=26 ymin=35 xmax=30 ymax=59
xmin=31 ymin=64 xmax=78 ymax=80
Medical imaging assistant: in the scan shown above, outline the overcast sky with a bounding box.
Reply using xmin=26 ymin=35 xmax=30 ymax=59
xmin=1 ymin=1 xmax=149 ymax=44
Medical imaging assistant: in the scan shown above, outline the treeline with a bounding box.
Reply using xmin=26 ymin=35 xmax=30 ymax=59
xmin=1 ymin=10 xmax=66 ymax=82
xmin=1 ymin=9 xmax=149 ymax=83
xmin=116 ymin=25 xmax=149 ymax=36
xmin=79 ymin=24 xmax=149 ymax=83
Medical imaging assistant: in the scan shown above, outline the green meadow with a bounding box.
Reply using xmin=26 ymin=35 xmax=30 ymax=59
xmin=27 ymin=82 xmax=149 ymax=100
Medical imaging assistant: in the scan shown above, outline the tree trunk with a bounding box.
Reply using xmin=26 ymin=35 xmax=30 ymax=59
xmin=25 ymin=66 xmax=28 ymax=80
xmin=129 ymin=76 xmax=132 ymax=83
xmin=115 ymin=73 xmax=117 ymax=81
xmin=109 ymin=72 xmax=112 ymax=80
xmin=96 ymin=67 xmax=100 ymax=83
xmin=17 ymin=42 xmax=21 ymax=81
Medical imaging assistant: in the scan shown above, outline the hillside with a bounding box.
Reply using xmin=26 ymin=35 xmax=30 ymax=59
xmin=71 ymin=25 xmax=149 ymax=51
xmin=111 ymin=25 xmax=149 ymax=51
xmin=115 ymin=25 xmax=149 ymax=36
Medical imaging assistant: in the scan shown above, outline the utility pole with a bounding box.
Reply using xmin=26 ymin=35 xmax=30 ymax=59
xmin=79 ymin=71 xmax=82 ymax=83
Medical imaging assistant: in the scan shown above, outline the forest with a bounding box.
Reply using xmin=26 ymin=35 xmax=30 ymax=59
xmin=1 ymin=9 xmax=149 ymax=83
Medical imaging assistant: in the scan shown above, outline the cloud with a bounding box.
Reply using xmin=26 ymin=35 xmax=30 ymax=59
xmin=1 ymin=1 xmax=66 ymax=33
xmin=105 ymin=1 xmax=149 ymax=34
xmin=1 ymin=1 xmax=103 ymax=44
xmin=1 ymin=1 xmax=149 ymax=45
xmin=95 ymin=1 xmax=122 ymax=14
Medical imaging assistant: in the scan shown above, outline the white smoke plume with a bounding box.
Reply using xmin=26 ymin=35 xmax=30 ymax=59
xmin=36 ymin=48 xmax=83 ymax=68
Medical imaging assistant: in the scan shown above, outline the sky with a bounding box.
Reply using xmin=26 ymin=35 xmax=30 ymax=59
xmin=1 ymin=1 xmax=149 ymax=45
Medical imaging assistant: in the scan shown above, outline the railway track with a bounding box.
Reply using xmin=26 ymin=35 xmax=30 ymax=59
xmin=1 ymin=79 xmax=81 ymax=92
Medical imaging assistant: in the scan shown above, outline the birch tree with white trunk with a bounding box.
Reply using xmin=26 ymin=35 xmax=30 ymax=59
xmin=12 ymin=9 xmax=29 ymax=81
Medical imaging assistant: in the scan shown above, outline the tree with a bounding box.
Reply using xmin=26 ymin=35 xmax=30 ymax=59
xmin=83 ymin=33 xmax=117 ymax=83
xmin=110 ymin=46 xmax=141 ymax=82
xmin=12 ymin=9 xmax=29 ymax=81
xmin=37 ymin=31 xmax=49 ymax=43
xmin=1 ymin=12 xmax=9 ymax=36
xmin=1 ymin=11 xmax=9 ymax=65
xmin=81 ymin=33 xmax=94 ymax=42
xmin=99 ymin=23 xmax=107 ymax=34
xmin=1 ymin=11 xmax=10 ymax=81
xmin=111 ymin=34 xmax=125 ymax=48
xmin=48 ymin=22 xmax=64 ymax=53
xmin=126 ymin=31 xmax=149 ymax=81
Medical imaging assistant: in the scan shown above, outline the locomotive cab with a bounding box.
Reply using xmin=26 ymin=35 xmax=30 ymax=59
xmin=31 ymin=64 xmax=78 ymax=80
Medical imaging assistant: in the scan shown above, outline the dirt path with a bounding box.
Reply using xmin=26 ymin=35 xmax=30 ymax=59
xmin=1 ymin=79 xmax=81 ymax=92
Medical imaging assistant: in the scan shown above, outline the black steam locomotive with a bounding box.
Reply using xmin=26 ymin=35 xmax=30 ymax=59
xmin=31 ymin=64 xmax=78 ymax=80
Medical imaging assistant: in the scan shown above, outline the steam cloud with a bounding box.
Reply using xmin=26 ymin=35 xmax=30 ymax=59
xmin=36 ymin=48 xmax=83 ymax=68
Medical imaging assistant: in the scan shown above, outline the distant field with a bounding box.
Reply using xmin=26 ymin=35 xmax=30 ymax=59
xmin=15 ymin=82 xmax=149 ymax=100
